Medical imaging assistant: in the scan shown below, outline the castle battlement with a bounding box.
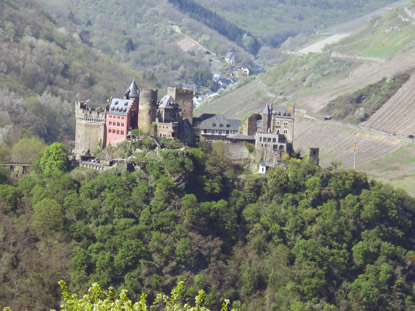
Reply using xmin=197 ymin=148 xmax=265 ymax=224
xmin=75 ymin=101 xmax=106 ymax=122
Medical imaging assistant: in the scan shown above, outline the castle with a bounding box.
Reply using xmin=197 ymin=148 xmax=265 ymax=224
xmin=74 ymin=80 xmax=295 ymax=166
xmin=74 ymin=80 xmax=194 ymax=158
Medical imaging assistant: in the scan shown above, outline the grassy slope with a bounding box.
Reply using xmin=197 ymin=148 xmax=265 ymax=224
xmin=192 ymin=0 xmax=400 ymax=45
xmin=333 ymin=8 xmax=415 ymax=59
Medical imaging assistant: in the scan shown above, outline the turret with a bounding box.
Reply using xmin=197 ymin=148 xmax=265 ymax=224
xmin=138 ymin=88 xmax=157 ymax=131
xmin=125 ymin=79 xmax=139 ymax=100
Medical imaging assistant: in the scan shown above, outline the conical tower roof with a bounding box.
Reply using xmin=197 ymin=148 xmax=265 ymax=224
xmin=262 ymin=103 xmax=270 ymax=114
xmin=125 ymin=80 xmax=139 ymax=99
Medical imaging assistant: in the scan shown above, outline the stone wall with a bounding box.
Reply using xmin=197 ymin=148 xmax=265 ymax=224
xmin=74 ymin=120 xmax=105 ymax=157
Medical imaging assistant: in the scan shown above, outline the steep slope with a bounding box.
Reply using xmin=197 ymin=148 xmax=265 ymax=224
xmin=363 ymin=73 xmax=415 ymax=136
xmin=192 ymin=0 xmax=401 ymax=48
xmin=34 ymin=0 xmax=254 ymax=86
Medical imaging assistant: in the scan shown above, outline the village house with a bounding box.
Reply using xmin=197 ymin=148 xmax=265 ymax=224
xmin=225 ymin=49 xmax=236 ymax=64
xmin=233 ymin=65 xmax=250 ymax=78
xmin=194 ymin=114 xmax=240 ymax=142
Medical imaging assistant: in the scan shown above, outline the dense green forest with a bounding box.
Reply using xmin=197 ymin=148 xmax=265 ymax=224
xmin=2 ymin=139 xmax=415 ymax=310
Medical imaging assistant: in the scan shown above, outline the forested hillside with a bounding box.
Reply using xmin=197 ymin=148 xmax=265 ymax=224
xmin=191 ymin=0 xmax=400 ymax=49
xmin=0 ymin=0 xmax=149 ymax=144
xmin=34 ymin=0 xmax=234 ymax=85
xmin=2 ymin=140 xmax=415 ymax=310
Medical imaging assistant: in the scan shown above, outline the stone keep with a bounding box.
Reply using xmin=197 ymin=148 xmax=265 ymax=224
xmin=74 ymin=101 xmax=106 ymax=158
xmin=167 ymin=87 xmax=194 ymax=124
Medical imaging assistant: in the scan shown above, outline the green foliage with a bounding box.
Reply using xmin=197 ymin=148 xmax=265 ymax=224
xmin=10 ymin=138 xmax=44 ymax=163
xmin=32 ymin=198 xmax=64 ymax=237
xmin=39 ymin=143 xmax=69 ymax=176
xmin=2 ymin=149 xmax=415 ymax=311
xmin=46 ymin=280 xmax=234 ymax=311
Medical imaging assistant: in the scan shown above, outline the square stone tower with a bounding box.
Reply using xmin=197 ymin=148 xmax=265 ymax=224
xmin=167 ymin=87 xmax=194 ymax=125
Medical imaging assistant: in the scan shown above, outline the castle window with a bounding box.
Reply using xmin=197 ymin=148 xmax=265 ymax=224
xmin=284 ymin=129 xmax=288 ymax=134
xmin=273 ymin=138 xmax=276 ymax=143
xmin=284 ymin=122 xmax=288 ymax=127
xmin=121 ymin=130 xmax=124 ymax=135
xmin=117 ymin=130 xmax=119 ymax=134
xmin=226 ymin=124 xmax=231 ymax=128
xmin=109 ymin=121 xmax=112 ymax=125
xmin=212 ymin=123 xmax=216 ymax=127
xmin=117 ymin=122 xmax=120 ymax=126
xmin=219 ymin=124 xmax=223 ymax=127
xmin=259 ymin=137 xmax=262 ymax=142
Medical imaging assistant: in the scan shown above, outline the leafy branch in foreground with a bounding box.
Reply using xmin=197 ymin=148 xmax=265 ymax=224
xmin=4 ymin=281 xmax=234 ymax=311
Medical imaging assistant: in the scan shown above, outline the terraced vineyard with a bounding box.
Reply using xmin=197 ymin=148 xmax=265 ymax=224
xmin=357 ymin=143 xmax=415 ymax=195
xmin=363 ymin=73 xmax=415 ymax=136
xmin=294 ymin=116 xmax=404 ymax=168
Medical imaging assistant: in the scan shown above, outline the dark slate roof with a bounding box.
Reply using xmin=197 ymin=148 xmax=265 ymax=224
xmin=226 ymin=133 xmax=255 ymax=141
xmin=272 ymin=106 xmax=294 ymax=118
xmin=262 ymin=103 xmax=294 ymax=118
xmin=108 ymin=98 xmax=134 ymax=116
xmin=159 ymin=95 xmax=178 ymax=109
xmin=197 ymin=114 xmax=241 ymax=131
xmin=125 ymin=80 xmax=139 ymax=99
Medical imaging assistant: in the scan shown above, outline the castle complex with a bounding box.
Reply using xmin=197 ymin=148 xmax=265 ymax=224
xmin=74 ymin=80 xmax=194 ymax=157
xmin=74 ymin=80 xmax=296 ymax=166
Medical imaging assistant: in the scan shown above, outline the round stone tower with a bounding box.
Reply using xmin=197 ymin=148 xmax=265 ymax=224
xmin=138 ymin=88 xmax=158 ymax=131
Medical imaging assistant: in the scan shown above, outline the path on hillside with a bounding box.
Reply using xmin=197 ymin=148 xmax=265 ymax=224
xmin=363 ymin=73 xmax=415 ymax=136
xmin=173 ymin=25 xmax=216 ymax=55
xmin=330 ymin=51 xmax=386 ymax=63
xmin=297 ymin=34 xmax=350 ymax=54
